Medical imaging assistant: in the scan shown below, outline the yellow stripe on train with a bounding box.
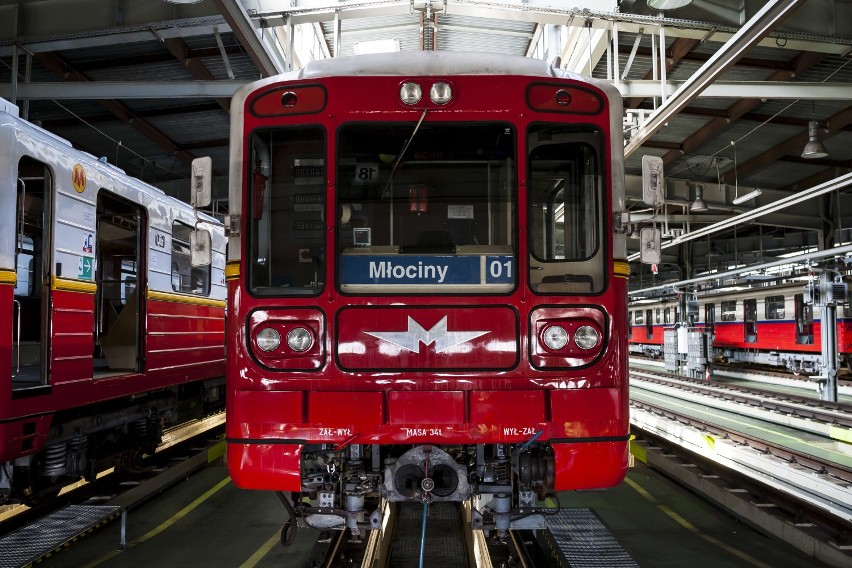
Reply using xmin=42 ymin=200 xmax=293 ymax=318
xmin=613 ymin=260 xmax=631 ymax=279
xmin=148 ymin=290 xmax=226 ymax=308
xmin=0 ymin=269 xmax=16 ymax=285
xmin=52 ymin=276 xmax=97 ymax=293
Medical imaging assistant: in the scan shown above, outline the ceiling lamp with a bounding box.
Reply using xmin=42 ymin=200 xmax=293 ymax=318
xmin=647 ymin=0 xmax=694 ymax=10
xmin=690 ymin=184 xmax=708 ymax=212
xmin=802 ymin=120 xmax=828 ymax=159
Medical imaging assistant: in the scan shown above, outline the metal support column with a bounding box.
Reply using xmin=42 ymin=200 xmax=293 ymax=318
xmin=817 ymin=271 xmax=839 ymax=402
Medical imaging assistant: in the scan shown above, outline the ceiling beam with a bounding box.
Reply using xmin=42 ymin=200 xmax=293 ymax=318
xmin=620 ymin=45 xmax=801 ymax=73
xmin=10 ymin=78 xmax=852 ymax=101
xmin=626 ymin=37 xmax=698 ymax=110
xmin=617 ymin=81 xmax=852 ymax=100
xmin=721 ymin=106 xmax=852 ymax=184
xmin=659 ymin=50 xmax=826 ymax=165
xmin=623 ymin=0 xmax=806 ymax=158
xmin=0 ymin=18 xmax=231 ymax=56
xmin=162 ymin=37 xmax=230 ymax=112
xmin=0 ymin=80 xmax=247 ymax=99
xmin=32 ymin=51 xmax=198 ymax=166
xmin=211 ymin=0 xmax=284 ymax=77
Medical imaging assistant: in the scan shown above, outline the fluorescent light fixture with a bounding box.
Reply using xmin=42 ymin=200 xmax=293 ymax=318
xmin=732 ymin=188 xmax=762 ymax=205
xmin=353 ymin=39 xmax=400 ymax=55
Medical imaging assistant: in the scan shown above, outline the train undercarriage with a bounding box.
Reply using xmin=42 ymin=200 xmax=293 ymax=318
xmin=0 ymin=378 xmax=224 ymax=505
xmin=280 ymin=442 xmax=557 ymax=545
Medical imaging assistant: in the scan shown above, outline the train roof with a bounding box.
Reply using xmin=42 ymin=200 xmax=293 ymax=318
xmin=231 ymin=51 xmax=621 ymax=109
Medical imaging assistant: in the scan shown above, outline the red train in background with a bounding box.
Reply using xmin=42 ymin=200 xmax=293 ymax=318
xmin=629 ymin=281 xmax=852 ymax=374
xmin=224 ymin=51 xmax=631 ymax=538
xmin=0 ymin=97 xmax=227 ymax=503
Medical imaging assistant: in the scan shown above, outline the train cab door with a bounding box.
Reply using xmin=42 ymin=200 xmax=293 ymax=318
xmin=94 ymin=192 xmax=144 ymax=375
xmin=744 ymin=298 xmax=758 ymax=343
xmin=645 ymin=308 xmax=653 ymax=339
xmin=12 ymin=156 xmax=53 ymax=392
xmin=794 ymin=293 xmax=814 ymax=345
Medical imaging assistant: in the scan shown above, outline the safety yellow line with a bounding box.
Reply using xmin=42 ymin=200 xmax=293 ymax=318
xmin=82 ymin=476 xmax=231 ymax=567
xmin=624 ymin=477 xmax=773 ymax=568
xmin=239 ymin=530 xmax=282 ymax=568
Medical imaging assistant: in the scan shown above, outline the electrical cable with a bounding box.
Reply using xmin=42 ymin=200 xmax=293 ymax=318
xmin=276 ymin=491 xmax=298 ymax=547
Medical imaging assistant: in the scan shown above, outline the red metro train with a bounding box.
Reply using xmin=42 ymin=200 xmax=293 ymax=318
xmin=225 ymin=52 xmax=630 ymax=537
xmin=0 ymin=98 xmax=227 ymax=503
xmin=629 ymin=281 xmax=852 ymax=375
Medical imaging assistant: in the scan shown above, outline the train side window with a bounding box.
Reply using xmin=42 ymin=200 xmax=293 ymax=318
xmin=743 ymin=298 xmax=757 ymax=343
xmin=627 ymin=310 xmax=633 ymax=339
xmin=705 ymin=303 xmax=715 ymax=330
xmin=172 ymin=221 xmax=211 ymax=296
xmin=720 ymin=300 xmax=736 ymax=321
xmin=634 ymin=310 xmax=644 ymax=325
xmin=645 ymin=308 xmax=653 ymax=339
xmin=663 ymin=307 xmax=670 ymax=324
xmin=655 ymin=308 xmax=661 ymax=324
xmin=765 ymin=295 xmax=784 ymax=319
xmin=794 ymin=293 xmax=814 ymax=345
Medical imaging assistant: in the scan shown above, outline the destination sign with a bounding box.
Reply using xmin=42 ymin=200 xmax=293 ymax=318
xmin=339 ymin=255 xmax=513 ymax=285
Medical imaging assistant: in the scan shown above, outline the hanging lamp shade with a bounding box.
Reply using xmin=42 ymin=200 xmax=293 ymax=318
xmin=690 ymin=184 xmax=708 ymax=212
xmin=802 ymin=120 xmax=828 ymax=159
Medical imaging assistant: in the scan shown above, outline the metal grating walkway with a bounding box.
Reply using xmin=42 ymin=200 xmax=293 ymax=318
xmin=389 ymin=502 xmax=467 ymax=568
xmin=0 ymin=504 xmax=122 ymax=568
xmin=543 ymin=507 xmax=639 ymax=568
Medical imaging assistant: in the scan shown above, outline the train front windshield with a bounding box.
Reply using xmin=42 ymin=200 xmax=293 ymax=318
xmin=337 ymin=122 xmax=516 ymax=294
xmin=248 ymin=121 xmax=603 ymax=296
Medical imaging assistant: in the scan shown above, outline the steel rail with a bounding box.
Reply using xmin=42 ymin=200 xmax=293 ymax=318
xmin=631 ymin=369 xmax=852 ymax=429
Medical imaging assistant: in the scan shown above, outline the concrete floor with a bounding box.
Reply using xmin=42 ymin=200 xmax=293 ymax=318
xmin=36 ymin=461 xmax=827 ymax=568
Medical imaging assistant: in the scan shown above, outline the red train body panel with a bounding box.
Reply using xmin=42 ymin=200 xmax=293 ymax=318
xmin=0 ymin=100 xmax=226 ymax=502
xmin=629 ymin=282 xmax=851 ymax=373
xmin=225 ymin=52 xmax=630 ymax=535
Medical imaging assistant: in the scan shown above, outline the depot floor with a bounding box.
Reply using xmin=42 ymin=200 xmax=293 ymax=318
xmin=38 ymin=461 xmax=826 ymax=568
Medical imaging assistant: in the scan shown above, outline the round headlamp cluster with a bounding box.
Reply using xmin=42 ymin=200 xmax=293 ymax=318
xmin=542 ymin=324 xmax=600 ymax=351
xmin=255 ymin=326 xmax=313 ymax=353
xmin=400 ymin=81 xmax=453 ymax=105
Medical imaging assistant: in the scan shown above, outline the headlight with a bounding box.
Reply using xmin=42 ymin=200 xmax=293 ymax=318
xmin=287 ymin=327 xmax=313 ymax=352
xmin=256 ymin=328 xmax=281 ymax=352
xmin=574 ymin=325 xmax=600 ymax=350
xmin=430 ymin=82 xmax=452 ymax=105
xmin=542 ymin=325 xmax=569 ymax=350
xmin=400 ymin=82 xmax=422 ymax=105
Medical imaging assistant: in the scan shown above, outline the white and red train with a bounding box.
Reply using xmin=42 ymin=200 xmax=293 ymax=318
xmin=629 ymin=281 xmax=852 ymax=374
xmin=224 ymin=51 xmax=631 ymax=537
xmin=0 ymin=98 xmax=226 ymax=503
